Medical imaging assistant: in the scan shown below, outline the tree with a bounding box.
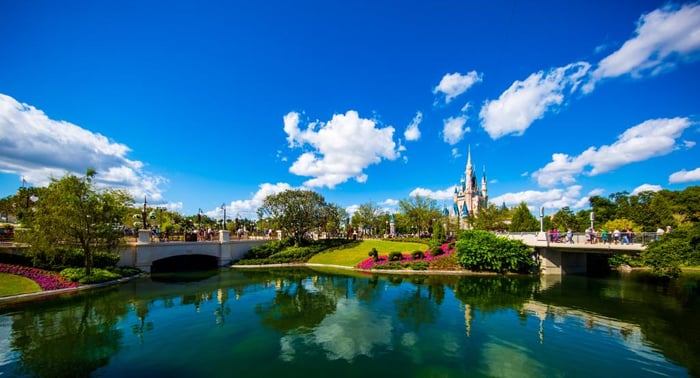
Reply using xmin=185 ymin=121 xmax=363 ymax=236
xmin=398 ymin=195 xmax=442 ymax=235
xmin=21 ymin=169 xmax=133 ymax=275
xmin=258 ymin=189 xmax=329 ymax=245
xmin=352 ymin=202 xmax=383 ymax=235
xmin=455 ymin=230 xmax=536 ymax=273
xmin=509 ymin=202 xmax=539 ymax=232
xmin=551 ymin=206 xmax=577 ymax=231
xmin=471 ymin=203 xmax=508 ymax=231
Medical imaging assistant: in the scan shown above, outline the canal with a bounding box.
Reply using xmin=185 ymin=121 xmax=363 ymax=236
xmin=0 ymin=268 xmax=698 ymax=377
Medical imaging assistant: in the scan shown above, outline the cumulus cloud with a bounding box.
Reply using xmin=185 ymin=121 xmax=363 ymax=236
xmin=451 ymin=148 xmax=461 ymax=158
xmin=443 ymin=116 xmax=469 ymax=145
xmin=283 ymin=110 xmax=400 ymax=188
xmin=491 ymin=185 xmax=586 ymax=211
xmin=211 ymin=182 xmax=293 ymax=218
xmin=585 ymin=3 xmax=700 ymax=92
xmin=0 ymin=93 xmax=166 ymax=201
xmin=683 ymin=140 xmax=696 ymax=148
xmin=632 ymin=184 xmax=663 ymax=194
xmin=433 ymin=71 xmax=483 ymax=104
xmin=479 ymin=62 xmax=591 ymax=139
xmin=669 ymin=167 xmax=700 ymax=183
xmin=532 ymin=117 xmax=693 ymax=187
xmin=408 ymin=186 xmax=456 ymax=201
xmin=404 ymin=112 xmax=422 ymax=141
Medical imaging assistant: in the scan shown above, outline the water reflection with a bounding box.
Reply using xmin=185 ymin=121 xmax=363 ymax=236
xmin=0 ymin=268 xmax=696 ymax=377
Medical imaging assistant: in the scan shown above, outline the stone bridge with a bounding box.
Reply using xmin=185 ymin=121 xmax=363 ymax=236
xmin=118 ymin=230 xmax=267 ymax=272
xmin=505 ymin=232 xmax=644 ymax=275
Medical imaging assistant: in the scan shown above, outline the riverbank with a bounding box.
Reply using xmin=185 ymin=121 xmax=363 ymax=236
xmin=0 ymin=273 xmax=143 ymax=306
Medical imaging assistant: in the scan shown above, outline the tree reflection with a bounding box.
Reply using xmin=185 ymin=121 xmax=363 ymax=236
xmin=9 ymin=288 xmax=127 ymax=377
xmin=394 ymin=284 xmax=438 ymax=330
xmin=453 ymin=276 xmax=538 ymax=313
xmin=255 ymin=274 xmax=338 ymax=333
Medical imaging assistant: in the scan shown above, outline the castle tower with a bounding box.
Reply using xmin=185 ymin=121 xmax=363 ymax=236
xmin=453 ymin=146 xmax=488 ymax=229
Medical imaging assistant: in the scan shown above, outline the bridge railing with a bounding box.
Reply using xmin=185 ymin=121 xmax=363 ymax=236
xmin=504 ymin=231 xmax=659 ymax=246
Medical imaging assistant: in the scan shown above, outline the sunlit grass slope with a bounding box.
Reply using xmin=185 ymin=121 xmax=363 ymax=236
xmin=307 ymin=239 xmax=428 ymax=267
xmin=0 ymin=272 xmax=41 ymax=297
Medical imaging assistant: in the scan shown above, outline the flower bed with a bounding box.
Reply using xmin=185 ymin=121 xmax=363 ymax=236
xmin=357 ymin=243 xmax=455 ymax=270
xmin=0 ymin=264 xmax=79 ymax=291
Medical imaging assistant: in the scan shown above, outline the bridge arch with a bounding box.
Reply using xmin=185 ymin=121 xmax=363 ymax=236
xmin=151 ymin=254 xmax=219 ymax=273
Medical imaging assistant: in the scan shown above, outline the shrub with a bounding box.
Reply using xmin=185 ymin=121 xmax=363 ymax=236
xmin=93 ymin=251 xmax=120 ymax=268
xmin=455 ymin=230 xmax=536 ymax=273
xmin=430 ymin=245 xmax=444 ymax=257
xmin=411 ymin=250 xmax=425 ymax=260
xmin=388 ymin=251 xmax=403 ymax=261
xmin=368 ymin=248 xmax=379 ymax=261
xmin=60 ymin=267 xmax=121 ymax=284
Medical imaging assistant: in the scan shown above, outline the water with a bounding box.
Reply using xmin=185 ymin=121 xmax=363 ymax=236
xmin=0 ymin=268 xmax=698 ymax=377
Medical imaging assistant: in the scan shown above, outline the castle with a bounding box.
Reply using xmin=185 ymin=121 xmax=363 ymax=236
xmin=452 ymin=147 xmax=488 ymax=229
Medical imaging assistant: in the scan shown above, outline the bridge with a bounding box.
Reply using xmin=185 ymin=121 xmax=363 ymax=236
xmin=505 ymin=232 xmax=645 ymax=275
xmin=117 ymin=230 xmax=267 ymax=272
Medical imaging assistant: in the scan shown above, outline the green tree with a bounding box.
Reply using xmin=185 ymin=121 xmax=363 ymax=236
xmin=471 ymin=203 xmax=508 ymax=231
xmin=509 ymin=202 xmax=539 ymax=232
xmin=551 ymin=206 xmax=577 ymax=231
xmin=398 ymin=195 xmax=442 ymax=235
xmin=352 ymin=201 xmax=383 ymax=235
xmin=20 ymin=169 xmax=132 ymax=275
xmin=258 ymin=189 xmax=330 ymax=245
xmin=589 ymin=195 xmax=617 ymax=226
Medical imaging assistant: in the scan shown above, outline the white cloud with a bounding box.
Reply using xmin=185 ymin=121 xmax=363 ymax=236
xmin=0 ymin=93 xmax=166 ymax=201
xmin=433 ymin=71 xmax=483 ymax=104
xmin=442 ymin=116 xmax=469 ymax=145
xmin=404 ymin=112 xmax=422 ymax=141
xmin=451 ymin=148 xmax=461 ymax=158
xmin=684 ymin=140 xmax=696 ymax=148
xmin=532 ymin=117 xmax=693 ymax=187
xmin=491 ymin=185 xmax=586 ymax=211
xmin=408 ymin=186 xmax=456 ymax=201
xmin=632 ymin=184 xmax=663 ymax=194
xmin=585 ymin=3 xmax=700 ymax=92
xmin=479 ymin=62 xmax=591 ymax=139
xmin=283 ymin=111 xmax=400 ymax=188
xmin=216 ymin=182 xmax=293 ymax=218
xmin=669 ymin=167 xmax=700 ymax=183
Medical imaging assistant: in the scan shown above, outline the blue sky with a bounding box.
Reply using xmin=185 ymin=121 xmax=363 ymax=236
xmin=1 ymin=1 xmax=699 ymax=220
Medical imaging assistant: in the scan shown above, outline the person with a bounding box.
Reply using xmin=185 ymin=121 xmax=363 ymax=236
xmin=585 ymin=228 xmax=593 ymax=244
xmin=621 ymin=229 xmax=630 ymax=245
xmin=567 ymin=228 xmax=574 ymax=244
xmin=601 ymin=229 xmax=609 ymax=244
xmin=656 ymin=227 xmax=665 ymax=240
xmin=613 ymin=228 xmax=620 ymax=244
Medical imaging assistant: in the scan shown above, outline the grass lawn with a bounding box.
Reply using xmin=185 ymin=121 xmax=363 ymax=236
xmin=308 ymin=239 xmax=429 ymax=267
xmin=0 ymin=272 xmax=41 ymax=297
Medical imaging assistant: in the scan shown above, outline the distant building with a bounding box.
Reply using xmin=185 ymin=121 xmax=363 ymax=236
xmin=453 ymin=147 xmax=488 ymax=229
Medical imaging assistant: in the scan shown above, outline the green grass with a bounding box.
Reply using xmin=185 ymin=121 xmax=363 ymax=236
xmin=307 ymin=239 xmax=429 ymax=267
xmin=0 ymin=272 xmax=41 ymax=297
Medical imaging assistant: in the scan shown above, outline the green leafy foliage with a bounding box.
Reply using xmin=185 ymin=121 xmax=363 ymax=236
xmin=235 ymin=238 xmax=354 ymax=265
xmin=455 ymin=230 xmax=536 ymax=273
xmin=641 ymin=223 xmax=700 ymax=278
xmin=388 ymin=251 xmax=403 ymax=261
xmin=60 ymin=267 xmax=121 ymax=284
xmin=411 ymin=250 xmax=425 ymax=259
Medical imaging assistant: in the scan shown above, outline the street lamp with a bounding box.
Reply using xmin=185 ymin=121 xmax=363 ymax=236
xmin=590 ymin=211 xmax=594 ymax=232
xmin=539 ymin=206 xmax=544 ymax=234
xmin=141 ymin=196 xmax=148 ymax=229
xmin=221 ymin=203 xmax=227 ymax=229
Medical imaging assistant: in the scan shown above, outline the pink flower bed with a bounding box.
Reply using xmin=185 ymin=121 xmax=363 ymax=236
xmin=0 ymin=263 xmax=79 ymax=291
xmin=357 ymin=243 xmax=455 ymax=269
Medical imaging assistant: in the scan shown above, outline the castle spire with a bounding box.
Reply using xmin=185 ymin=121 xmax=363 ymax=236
xmin=465 ymin=145 xmax=474 ymax=192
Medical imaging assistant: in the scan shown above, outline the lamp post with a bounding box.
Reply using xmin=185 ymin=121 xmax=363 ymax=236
xmin=221 ymin=203 xmax=227 ymax=229
xmin=539 ymin=206 xmax=544 ymax=234
xmin=141 ymin=196 xmax=148 ymax=229
xmin=590 ymin=211 xmax=594 ymax=232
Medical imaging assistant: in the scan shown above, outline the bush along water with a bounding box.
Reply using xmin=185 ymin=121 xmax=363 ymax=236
xmin=455 ymin=230 xmax=537 ymax=274
xmin=357 ymin=243 xmax=456 ymax=270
